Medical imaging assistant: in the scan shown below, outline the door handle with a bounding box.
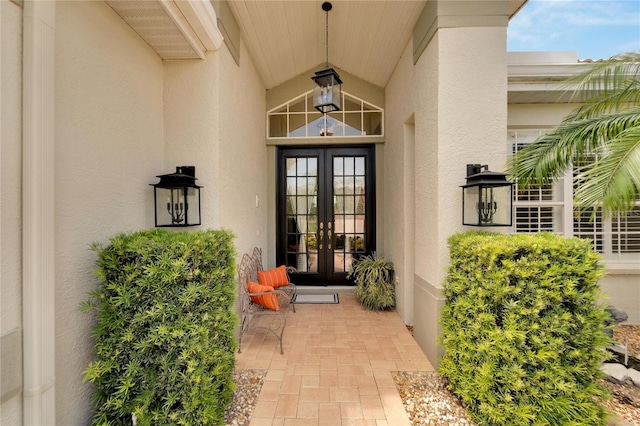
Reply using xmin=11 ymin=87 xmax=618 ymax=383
xmin=327 ymin=229 xmax=332 ymax=250
xmin=319 ymin=222 xmax=324 ymax=250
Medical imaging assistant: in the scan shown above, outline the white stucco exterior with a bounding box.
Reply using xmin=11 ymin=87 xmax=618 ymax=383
xmin=1 ymin=0 xmax=638 ymax=423
xmin=1 ymin=0 xmax=25 ymax=423
xmin=1 ymin=0 xmax=266 ymax=422
xmin=383 ymin=12 xmax=513 ymax=363
xmin=54 ymin=2 xmax=166 ymax=421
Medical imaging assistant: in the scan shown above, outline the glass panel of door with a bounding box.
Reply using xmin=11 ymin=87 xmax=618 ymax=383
xmin=285 ymin=157 xmax=318 ymax=273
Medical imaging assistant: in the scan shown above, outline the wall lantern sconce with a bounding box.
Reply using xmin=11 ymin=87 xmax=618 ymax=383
xmin=151 ymin=166 xmax=201 ymax=227
xmin=461 ymin=164 xmax=514 ymax=227
xmin=311 ymin=2 xmax=342 ymax=114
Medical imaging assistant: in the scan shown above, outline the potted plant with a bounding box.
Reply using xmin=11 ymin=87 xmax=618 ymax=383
xmin=347 ymin=252 xmax=395 ymax=311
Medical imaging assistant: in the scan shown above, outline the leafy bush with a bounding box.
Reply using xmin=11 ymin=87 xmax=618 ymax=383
xmin=347 ymin=252 xmax=395 ymax=311
xmin=82 ymin=229 xmax=237 ymax=425
xmin=439 ymin=232 xmax=610 ymax=425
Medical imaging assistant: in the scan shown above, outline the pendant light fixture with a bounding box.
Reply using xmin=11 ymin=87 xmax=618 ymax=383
xmin=311 ymin=1 xmax=342 ymax=114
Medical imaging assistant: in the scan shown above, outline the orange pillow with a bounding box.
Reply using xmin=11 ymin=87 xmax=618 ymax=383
xmin=248 ymin=281 xmax=280 ymax=311
xmin=257 ymin=265 xmax=289 ymax=289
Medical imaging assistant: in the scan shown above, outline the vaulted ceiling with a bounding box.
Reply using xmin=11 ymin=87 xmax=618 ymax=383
xmin=225 ymin=0 xmax=527 ymax=89
xmin=227 ymin=1 xmax=425 ymax=89
xmin=107 ymin=0 xmax=529 ymax=90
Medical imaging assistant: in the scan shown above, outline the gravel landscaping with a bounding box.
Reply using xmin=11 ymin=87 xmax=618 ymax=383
xmin=393 ymin=371 xmax=473 ymax=425
xmin=224 ymin=369 xmax=265 ymax=426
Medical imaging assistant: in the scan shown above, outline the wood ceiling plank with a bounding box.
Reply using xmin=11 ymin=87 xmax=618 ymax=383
xmin=227 ymin=0 xmax=428 ymax=89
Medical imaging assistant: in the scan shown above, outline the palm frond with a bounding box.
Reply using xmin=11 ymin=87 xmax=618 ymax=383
xmin=573 ymin=125 xmax=640 ymax=217
xmin=509 ymin=51 xmax=640 ymax=217
xmin=507 ymin=107 xmax=640 ymax=188
xmin=566 ymin=52 xmax=640 ymax=119
xmin=568 ymin=52 xmax=640 ymax=97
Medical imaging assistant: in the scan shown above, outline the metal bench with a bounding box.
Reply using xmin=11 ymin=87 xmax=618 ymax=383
xmin=252 ymin=247 xmax=297 ymax=313
xmin=237 ymin=250 xmax=296 ymax=354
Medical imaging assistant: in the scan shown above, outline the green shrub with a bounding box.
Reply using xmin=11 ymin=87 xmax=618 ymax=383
xmin=82 ymin=229 xmax=237 ymax=425
xmin=348 ymin=252 xmax=395 ymax=311
xmin=439 ymin=232 xmax=610 ymax=425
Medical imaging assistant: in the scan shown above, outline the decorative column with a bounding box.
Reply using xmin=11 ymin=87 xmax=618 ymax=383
xmin=22 ymin=0 xmax=56 ymax=423
xmin=411 ymin=0 xmax=510 ymax=367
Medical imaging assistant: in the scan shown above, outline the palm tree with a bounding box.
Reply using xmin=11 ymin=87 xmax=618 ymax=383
xmin=506 ymin=52 xmax=640 ymax=218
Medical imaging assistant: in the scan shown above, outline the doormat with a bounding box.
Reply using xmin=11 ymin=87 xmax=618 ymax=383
xmin=292 ymin=293 xmax=339 ymax=304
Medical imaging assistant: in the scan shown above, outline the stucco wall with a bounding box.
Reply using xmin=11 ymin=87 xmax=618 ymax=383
xmin=601 ymin=269 xmax=640 ymax=324
xmin=164 ymin=36 xmax=268 ymax=259
xmin=1 ymin=0 xmax=24 ymax=422
xmin=217 ymin=41 xmax=268 ymax=257
xmin=385 ymin=24 xmax=509 ymax=366
xmin=164 ymin=53 xmax=222 ymax=228
xmin=508 ymin=103 xmax=575 ymax=127
xmin=384 ymin=41 xmax=416 ymax=326
xmin=54 ymin=2 xmax=165 ymax=423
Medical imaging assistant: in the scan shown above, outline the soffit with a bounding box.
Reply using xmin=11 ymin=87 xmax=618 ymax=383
xmin=507 ymin=60 xmax=585 ymax=104
xmin=228 ymin=0 xmax=527 ymax=90
xmin=105 ymin=0 xmax=222 ymax=60
xmin=227 ymin=1 xmax=426 ymax=89
xmin=104 ymin=0 xmax=527 ymax=89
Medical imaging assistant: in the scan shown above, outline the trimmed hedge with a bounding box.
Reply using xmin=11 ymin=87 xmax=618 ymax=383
xmin=439 ymin=232 xmax=610 ymax=425
xmin=82 ymin=229 xmax=237 ymax=425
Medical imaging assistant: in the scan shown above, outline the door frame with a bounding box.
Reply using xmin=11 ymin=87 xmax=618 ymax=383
xmin=276 ymin=145 xmax=376 ymax=285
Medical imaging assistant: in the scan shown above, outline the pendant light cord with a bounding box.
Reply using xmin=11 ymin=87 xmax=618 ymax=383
xmin=325 ymin=8 xmax=329 ymax=68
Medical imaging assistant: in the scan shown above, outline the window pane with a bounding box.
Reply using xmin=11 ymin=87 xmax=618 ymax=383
xmin=343 ymin=97 xmax=361 ymax=112
xmin=269 ymin=114 xmax=287 ymax=137
xmin=355 ymin=157 xmax=365 ymax=175
xmin=516 ymin=184 xmax=555 ymax=202
xmin=363 ymin=111 xmax=382 ymax=135
xmin=612 ymin=207 xmax=640 ymax=253
xmin=508 ymin=130 xmax=545 ymax=154
xmin=573 ymin=207 xmax=604 ymax=253
xmin=289 ymin=114 xmax=306 ymax=137
xmin=515 ymin=206 xmax=563 ymax=233
xmin=290 ymin=97 xmax=306 ymax=113
xmin=344 ymin=113 xmax=362 ymax=135
xmin=285 ymin=156 xmax=319 ymax=273
xmin=268 ymin=92 xmax=383 ymax=138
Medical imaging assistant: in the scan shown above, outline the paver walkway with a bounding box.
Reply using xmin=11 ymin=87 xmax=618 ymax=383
xmin=235 ymin=293 xmax=434 ymax=425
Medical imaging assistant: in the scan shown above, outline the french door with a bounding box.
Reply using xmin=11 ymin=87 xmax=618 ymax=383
xmin=277 ymin=146 xmax=375 ymax=285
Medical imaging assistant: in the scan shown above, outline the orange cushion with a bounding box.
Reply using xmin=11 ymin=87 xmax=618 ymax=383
xmin=248 ymin=281 xmax=280 ymax=311
xmin=257 ymin=265 xmax=289 ymax=289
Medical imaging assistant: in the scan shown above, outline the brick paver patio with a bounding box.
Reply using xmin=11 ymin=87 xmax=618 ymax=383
xmin=235 ymin=293 xmax=434 ymax=425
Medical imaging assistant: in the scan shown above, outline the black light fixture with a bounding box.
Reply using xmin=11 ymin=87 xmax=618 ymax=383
xmin=151 ymin=166 xmax=202 ymax=227
xmin=461 ymin=164 xmax=514 ymax=227
xmin=311 ymin=2 xmax=342 ymax=114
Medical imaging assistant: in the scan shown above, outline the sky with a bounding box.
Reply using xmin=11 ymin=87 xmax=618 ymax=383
xmin=507 ymin=0 xmax=640 ymax=60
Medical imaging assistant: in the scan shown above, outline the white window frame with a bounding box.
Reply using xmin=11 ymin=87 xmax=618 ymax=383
xmin=508 ymin=129 xmax=640 ymax=264
xmin=267 ymin=90 xmax=384 ymax=139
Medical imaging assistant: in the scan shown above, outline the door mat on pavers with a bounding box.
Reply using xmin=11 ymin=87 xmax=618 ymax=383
xmin=291 ymin=293 xmax=339 ymax=304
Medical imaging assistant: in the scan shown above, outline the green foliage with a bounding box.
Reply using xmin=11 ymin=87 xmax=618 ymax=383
xmin=347 ymin=252 xmax=395 ymax=311
xmin=439 ymin=232 xmax=611 ymax=425
xmin=82 ymin=229 xmax=238 ymax=425
xmin=506 ymin=51 xmax=640 ymax=218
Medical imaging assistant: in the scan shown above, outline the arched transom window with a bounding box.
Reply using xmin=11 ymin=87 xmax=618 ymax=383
xmin=268 ymin=91 xmax=383 ymax=139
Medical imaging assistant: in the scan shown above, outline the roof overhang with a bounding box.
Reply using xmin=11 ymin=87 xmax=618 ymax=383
xmin=104 ymin=0 xmax=224 ymax=60
xmin=508 ymin=51 xmax=590 ymax=104
xmin=105 ymin=0 xmax=528 ymax=90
